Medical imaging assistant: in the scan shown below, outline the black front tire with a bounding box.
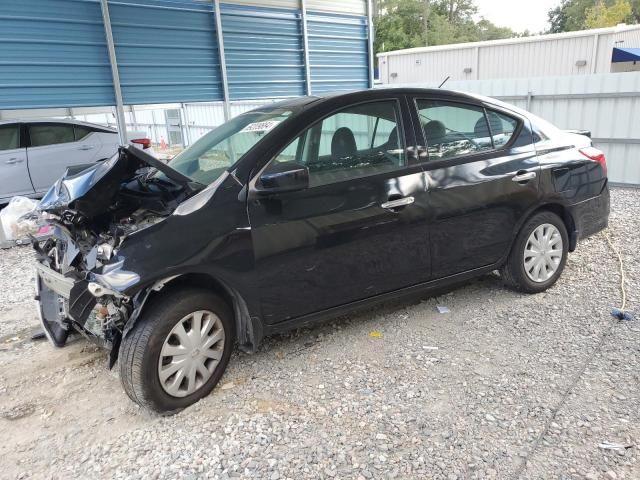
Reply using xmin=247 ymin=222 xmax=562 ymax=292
xmin=501 ymin=211 xmax=569 ymax=293
xmin=119 ymin=288 xmax=234 ymax=414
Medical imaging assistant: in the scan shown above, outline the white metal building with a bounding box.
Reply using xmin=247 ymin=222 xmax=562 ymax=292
xmin=378 ymin=24 xmax=640 ymax=84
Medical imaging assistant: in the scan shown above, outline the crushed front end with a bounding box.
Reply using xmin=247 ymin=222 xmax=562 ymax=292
xmin=33 ymin=146 xmax=199 ymax=362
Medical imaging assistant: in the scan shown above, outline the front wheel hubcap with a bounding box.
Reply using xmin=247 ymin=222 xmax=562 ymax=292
xmin=523 ymin=223 xmax=563 ymax=283
xmin=158 ymin=310 xmax=225 ymax=398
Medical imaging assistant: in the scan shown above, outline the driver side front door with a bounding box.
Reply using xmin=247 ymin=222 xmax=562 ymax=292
xmin=248 ymin=98 xmax=432 ymax=324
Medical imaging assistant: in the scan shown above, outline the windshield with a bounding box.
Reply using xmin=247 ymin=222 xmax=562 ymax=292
xmin=161 ymin=109 xmax=292 ymax=185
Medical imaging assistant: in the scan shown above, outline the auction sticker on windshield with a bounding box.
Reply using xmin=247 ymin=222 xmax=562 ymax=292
xmin=241 ymin=120 xmax=281 ymax=133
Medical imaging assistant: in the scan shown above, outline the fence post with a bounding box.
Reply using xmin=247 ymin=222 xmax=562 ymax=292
xmin=300 ymin=0 xmax=312 ymax=95
xmin=213 ymin=0 xmax=231 ymax=121
xmin=100 ymin=0 xmax=128 ymax=144
xmin=181 ymin=103 xmax=192 ymax=146
xmin=366 ymin=0 xmax=374 ymax=88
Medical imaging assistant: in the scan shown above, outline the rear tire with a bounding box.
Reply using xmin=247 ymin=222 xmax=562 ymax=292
xmin=501 ymin=211 xmax=568 ymax=293
xmin=119 ymin=288 xmax=234 ymax=414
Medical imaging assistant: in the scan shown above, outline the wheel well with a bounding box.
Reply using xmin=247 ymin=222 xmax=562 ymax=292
xmin=127 ymin=273 xmax=262 ymax=353
xmin=529 ymin=203 xmax=577 ymax=252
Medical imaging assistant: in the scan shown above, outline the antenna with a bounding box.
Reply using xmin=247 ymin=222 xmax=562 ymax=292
xmin=438 ymin=76 xmax=450 ymax=88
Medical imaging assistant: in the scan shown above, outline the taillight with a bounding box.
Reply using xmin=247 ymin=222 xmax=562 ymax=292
xmin=579 ymin=146 xmax=607 ymax=177
xmin=130 ymin=138 xmax=151 ymax=149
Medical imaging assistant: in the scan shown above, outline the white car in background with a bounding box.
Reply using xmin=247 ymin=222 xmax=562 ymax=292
xmin=0 ymin=119 xmax=153 ymax=203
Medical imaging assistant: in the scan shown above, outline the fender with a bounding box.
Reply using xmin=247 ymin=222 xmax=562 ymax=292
xmin=120 ymin=273 xmax=264 ymax=356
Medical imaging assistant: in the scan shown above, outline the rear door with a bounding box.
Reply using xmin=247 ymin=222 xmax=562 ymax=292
xmin=0 ymin=123 xmax=33 ymax=200
xmin=26 ymin=122 xmax=101 ymax=193
xmin=248 ymin=97 xmax=432 ymax=324
xmin=410 ymin=95 xmax=540 ymax=278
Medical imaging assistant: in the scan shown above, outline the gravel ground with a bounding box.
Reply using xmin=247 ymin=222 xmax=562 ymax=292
xmin=0 ymin=187 xmax=638 ymax=480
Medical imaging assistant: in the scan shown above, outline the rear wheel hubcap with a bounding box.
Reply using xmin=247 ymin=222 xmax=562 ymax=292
xmin=158 ymin=310 xmax=225 ymax=398
xmin=523 ymin=223 xmax=563 ymax=283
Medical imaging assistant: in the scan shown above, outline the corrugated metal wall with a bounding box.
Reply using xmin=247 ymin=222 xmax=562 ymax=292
xmin=109 ymin=0 xmax=223 ymax=104
xmin=382 ymin=72 xmax=640 ymax=185
xmin=221 ymin=3 xmax=305 ymax=100
xmin=0 ymin=0 xmax=115 ymax=109
xmin=0 ymin=0 xmax=370 ymax=111
xmin=477 ymin=36 xmax=596 ymax=78
xmin=379 ymin=25 xmax=640 ymax=85
xmin=307 ymin=11 xmax=370 ymax=94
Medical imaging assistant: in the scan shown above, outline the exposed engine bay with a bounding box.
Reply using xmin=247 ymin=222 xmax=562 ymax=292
xmin=33 ymin=146 xmax=203 ymax=361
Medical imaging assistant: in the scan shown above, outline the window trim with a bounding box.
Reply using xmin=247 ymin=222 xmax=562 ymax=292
xmin=0 ymin=123 xmax=21 ymax=152
xmin=256 ymin=98 xmax=415 ymax=190
xmin=412 ymin=97 xmax=524 ymax=165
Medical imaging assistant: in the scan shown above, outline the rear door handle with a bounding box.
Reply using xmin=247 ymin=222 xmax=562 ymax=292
xmin=381 ymin=196 xmax=415 ymax=210
xmin=512 ymin=171 xmax=537 ymax=183
xmin=78 ymin=145 xmax=94 ymax=151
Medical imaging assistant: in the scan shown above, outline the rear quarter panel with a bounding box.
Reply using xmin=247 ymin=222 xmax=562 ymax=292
xmin=535 ymin=140 xmax=609 ymax=242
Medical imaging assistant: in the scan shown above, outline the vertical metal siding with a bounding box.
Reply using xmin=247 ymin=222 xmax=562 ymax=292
xmin=221 ymin=0 xmax=299 ymax=9
xmin=220 ymin=3 xmax=305 ymax=100
xmin=307 ymin=0 xmax=366 ymax=16
xmin=478 ymin=36 xmax=596 ymax=79
xmin=108 ymin=0 xmax=223 ymax=104
xmin=385 ymin=47 xmax=476 ymax=84
xmin=306 ymin=11 xmax=369 ymax=94
xmin=0 ymin=0 xmax=115 ymax=109
xmin=379 ymin=26 xmax=640 ymax=84
xmin=0 ymin=0 xmax=370 ymax=110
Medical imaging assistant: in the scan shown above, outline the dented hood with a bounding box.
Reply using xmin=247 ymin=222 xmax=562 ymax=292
xmin=38 ymin=145 xmax=194 ymax=219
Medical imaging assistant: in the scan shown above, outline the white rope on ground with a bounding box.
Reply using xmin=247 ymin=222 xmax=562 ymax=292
xmin=513 ymin=232 xmax=630 ymax=479
xmin=605 ymin=232 xmax=627 ymax=311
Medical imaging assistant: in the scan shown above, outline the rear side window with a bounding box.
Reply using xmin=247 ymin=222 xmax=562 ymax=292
xmin=270 ymin=100 xmax=405 ymax=187
xmin=29 ymin=124 xmax=75 ymax=147
xmin=486 ymin=110 xmax=518 ymax=148
xmin=74 ymin=126 xmax=92 ymax=141
xmin=417 ymin=100 xmax=494 ymax=160
xmin=0 ymin=125 xmax=20 ymax=151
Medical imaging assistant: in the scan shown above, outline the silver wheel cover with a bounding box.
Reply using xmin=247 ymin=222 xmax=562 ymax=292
xmin=158 ymin=310 xmax=225 ymax=398
xmin=523 ymin=223 xmax=563 ymax=283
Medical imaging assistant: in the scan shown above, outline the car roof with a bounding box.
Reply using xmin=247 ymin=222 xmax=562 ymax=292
xmin=253 ymin=88 xmax=514 ymax=115
xmin=0 ymin=118 xmax=117 ymax=132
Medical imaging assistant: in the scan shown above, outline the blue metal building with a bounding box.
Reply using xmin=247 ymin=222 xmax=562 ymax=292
xmin=0 ymin=0 xmax=373 ymax=140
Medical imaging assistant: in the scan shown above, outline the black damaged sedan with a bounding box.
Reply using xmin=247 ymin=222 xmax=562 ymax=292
xmin=34 ymin=88 xmax=610 ymax=413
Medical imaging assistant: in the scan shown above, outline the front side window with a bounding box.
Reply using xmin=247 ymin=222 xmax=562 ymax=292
xmin=0 ymin=125 xmax=19 ymax=151
xmin=417 ymin=100 xmax=494 ymax=160
xmin=271 ymin=101 xmax=405 ymax=187
xmin=29 ymin=124 xmax=75 ymax=147
xmin=163 ymin=109 xmax=292 ymax=185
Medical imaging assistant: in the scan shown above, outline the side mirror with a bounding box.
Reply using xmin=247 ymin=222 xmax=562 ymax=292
xmin=256 ymin=162 xmax=309 ymax=194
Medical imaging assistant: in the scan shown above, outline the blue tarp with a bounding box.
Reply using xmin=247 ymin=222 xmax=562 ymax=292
xmin=612 ymin=47 xmax=640 ymax=63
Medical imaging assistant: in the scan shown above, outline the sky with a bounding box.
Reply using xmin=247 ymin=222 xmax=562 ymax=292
xmin=474 ymin=0 xmax=560 ymax=34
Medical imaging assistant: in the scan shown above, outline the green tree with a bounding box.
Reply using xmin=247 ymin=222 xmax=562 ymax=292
xmin=548 ymin=0 xmax=638 ymax=32
xmin=585 ymin=0 xmax=633 ymax=27
xmin=431 ymin=0 xmax=477 ymax=23
xmin=374 ymin=0 xmax=517 ymax=54
xmin=373 ymin=0 xmax=429 ymax=53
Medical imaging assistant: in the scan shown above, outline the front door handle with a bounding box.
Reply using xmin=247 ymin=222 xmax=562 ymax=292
xmin=5 ymin=157 xmax=23 ymax=164
xmin=78 ymin=145 xmax=94 ymax=151
xmin=512 ymin=171 xmax=537 ymax=183
xmin=381 ymin=196 xmax=415 ymax=210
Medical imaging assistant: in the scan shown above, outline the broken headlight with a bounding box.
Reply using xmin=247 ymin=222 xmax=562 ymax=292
xmin=96 ymin=243 xmax=114 ymax=261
